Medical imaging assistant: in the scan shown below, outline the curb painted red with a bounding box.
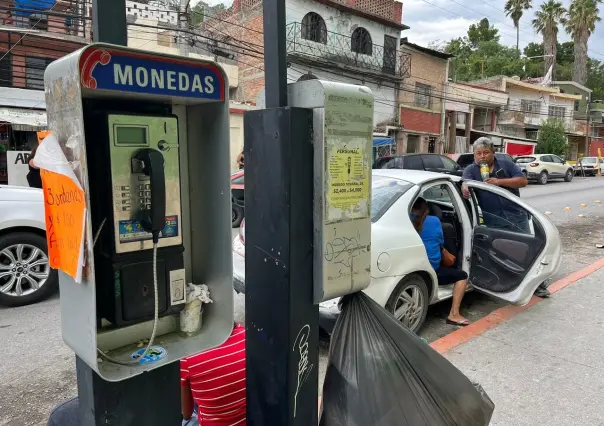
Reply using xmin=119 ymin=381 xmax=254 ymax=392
xmin=430 ymin=257 xmax=604 ymax=354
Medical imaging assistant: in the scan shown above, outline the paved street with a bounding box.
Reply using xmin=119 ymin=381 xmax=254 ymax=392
xmin=2 ymin=177 xmax=604 ymax=425
xmin=444 ymin=265 xmax=604 ymax=426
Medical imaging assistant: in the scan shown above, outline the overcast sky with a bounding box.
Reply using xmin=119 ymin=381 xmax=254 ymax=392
xmin=189 ymin=0 xmax=604 ymax=61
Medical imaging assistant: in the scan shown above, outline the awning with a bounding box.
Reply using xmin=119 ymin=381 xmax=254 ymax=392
xmin=0 ymin=107 xmax=47 ymax=131
xmin=14 ymin=1 xmax=56 ymax=16
xmin=373 ymin=137 xmax=394 ymax=146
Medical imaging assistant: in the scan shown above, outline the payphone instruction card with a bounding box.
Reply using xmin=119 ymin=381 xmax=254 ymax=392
xmin=118 ymin=215 xmax=179 ymax=243
xmin=35 ymin=134 xmax=86 ymax=283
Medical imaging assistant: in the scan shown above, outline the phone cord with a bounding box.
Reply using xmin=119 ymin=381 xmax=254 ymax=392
xmin=96 ymin=241 xmax=160 ymax=366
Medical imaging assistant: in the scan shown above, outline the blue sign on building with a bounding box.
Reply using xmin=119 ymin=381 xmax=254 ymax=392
xmin=79 ymin=47 xmax=225 ymax=101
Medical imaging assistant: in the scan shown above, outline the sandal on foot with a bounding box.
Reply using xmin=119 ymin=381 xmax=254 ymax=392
xmin=446 ymin=318 xmax=471 ymax=327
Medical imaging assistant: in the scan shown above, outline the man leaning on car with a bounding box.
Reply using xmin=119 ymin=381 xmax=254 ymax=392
xmin=461 ymin=137 xmax=550 ymax=298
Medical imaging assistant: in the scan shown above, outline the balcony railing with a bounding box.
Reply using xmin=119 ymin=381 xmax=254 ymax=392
xmin=0 ymin=1 xmax=91 ymax=40
xmin=591 ymin=100 xmax=604 ymax=113
xmin=285 ymin=22 xmax=410 ymax=78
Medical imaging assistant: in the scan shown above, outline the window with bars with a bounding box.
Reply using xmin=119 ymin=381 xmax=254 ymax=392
xmin=548 ymin=105 xmax=566 ymax=119
xmin=415 ymin=83 xmax=432 ymax=109
xmin=301 ymin=12 xmax=327 ymax=44
xmin=26 ymin=57 xmax=54 ymax=90
xmin=521 ymin=99 xmax=541 ymax=115
xmin=382 ymin=35 xmax=397 ymax=74
xmin=351 ymin=27 xmax=372 ymax=55
xmin=0 ymin=53 xmax=12 ymax=88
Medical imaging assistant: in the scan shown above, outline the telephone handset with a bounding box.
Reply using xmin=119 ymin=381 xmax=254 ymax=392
xmin=133 ymin=148 xmax=166 ymax=241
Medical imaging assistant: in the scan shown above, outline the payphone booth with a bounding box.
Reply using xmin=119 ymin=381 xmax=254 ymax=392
xmin=44 ymin=44 xmax=234 ymax=382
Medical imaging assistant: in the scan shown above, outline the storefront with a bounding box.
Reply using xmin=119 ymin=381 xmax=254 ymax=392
xmin=0 ymin=107 xmax=47 ymax=185
xmin=0 ymin=88 xmax=48 ymax=186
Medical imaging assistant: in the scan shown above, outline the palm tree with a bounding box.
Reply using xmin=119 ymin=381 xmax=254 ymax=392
xmin=564 ymin=0 xmax=602 ymax=85
xmin=532 ymin=0 xmax=566 ymax=80
xmin=505 ymin=0 xmax=532 ymax=54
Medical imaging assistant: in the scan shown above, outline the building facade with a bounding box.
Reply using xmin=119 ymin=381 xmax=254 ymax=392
xmin=397 ymin=39 xmax=450 ymax=154
xmin=470 ymin=76 xmax=585 ymax=158
xmin=199 ymin=0 xmax=410 ymax=130
xmin=0 ymin=0 xmax=89 ymax=184
xmin=444 ymin=81 xmax=509 ymax=153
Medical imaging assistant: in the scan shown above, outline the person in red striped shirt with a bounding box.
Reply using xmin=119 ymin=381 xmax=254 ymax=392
xmin=181 ymin=323 xmax=246 ymax=426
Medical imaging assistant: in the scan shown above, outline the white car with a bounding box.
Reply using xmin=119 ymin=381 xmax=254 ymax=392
xmin=0 ymin=186 xmax=56 ymax=307
xmin=233 ymin=170 xmax=562 ymax=333
xmin=515 ymin=154 xmax=574 ymax=185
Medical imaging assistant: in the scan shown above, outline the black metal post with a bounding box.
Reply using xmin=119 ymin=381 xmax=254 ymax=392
xmin=262 ymin=0 xmax=288 ymax=107
xmin=92 ymin=0 xmax=127 ymax=45
xmin=245 ymin=107 xmax=319 ymax=426
xmin=245 ymin=1 xmax=319 ymax=424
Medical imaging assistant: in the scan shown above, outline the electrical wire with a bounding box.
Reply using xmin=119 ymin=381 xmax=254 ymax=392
xmin=92 ymin=215 xmax=160 ymax=366
xmin=0 ymin=1 xmax=61 ymax=65
xmin=97 ymin=242 xmax=160 ymax=366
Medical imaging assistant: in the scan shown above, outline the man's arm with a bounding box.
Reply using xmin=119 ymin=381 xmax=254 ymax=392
xmin=485 ymin=161 xmax=527 ymax=188
xmin=181 ymin=383 xmax=194 ymax=421
xmin=461 ymin=165 xmax=476 ymax=198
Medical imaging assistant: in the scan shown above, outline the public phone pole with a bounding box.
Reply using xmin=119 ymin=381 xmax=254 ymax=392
xmin=244 ymin=0 xmax=319 ymax=424
xmin=73 ymin=2 xmax=181 ymax=425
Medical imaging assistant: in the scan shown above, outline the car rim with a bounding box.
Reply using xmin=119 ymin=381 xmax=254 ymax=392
xmin=0 ymin=244 xmax=50 ymax=297
xmin=393 ymin=285 xmax=424 ymax=331
xmin=541 ymin=174 xmax=547 ymax=184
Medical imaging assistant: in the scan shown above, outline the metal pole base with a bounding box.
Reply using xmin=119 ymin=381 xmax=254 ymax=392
xmin=76 ymin=357 xmax=181 ymax=425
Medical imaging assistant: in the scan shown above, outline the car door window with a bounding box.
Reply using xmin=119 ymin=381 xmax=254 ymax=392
xmin=540 ymin=155 xmax=552 ymax=163
xmin=440 ymin=156 xmax=459 ymax=172
xmin=403 ymin=155 xmax=424 ymax=170
xmin=550 ymin=155 xmax=564 ymax=164
xmin=420 ymin=155 xmax=444 ymax=170
xmin=420 ymin=183 xmax=452 ymax=203
xmin=383 ymin=157 xmax=403 ymax=169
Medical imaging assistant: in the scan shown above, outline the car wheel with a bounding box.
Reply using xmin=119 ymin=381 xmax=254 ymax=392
xmin=232 ymin=204 xmax=244 ymax=228
xmin=0 ymin=232 xmax=58 ymax=307
xmin=564 ymin=169 xmax=574 ymax=182
xmin=385 ymin=273 xmax=429 ymax=334
xmin=538 ymin=171 xmax=548 ymax=185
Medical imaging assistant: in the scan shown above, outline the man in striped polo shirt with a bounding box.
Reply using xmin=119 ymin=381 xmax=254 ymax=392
xmin=181 ymin=323 xmax=246 ymax=426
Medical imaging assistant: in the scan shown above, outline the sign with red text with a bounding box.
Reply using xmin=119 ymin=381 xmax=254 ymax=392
xmin=37 ymin=135 xmax=86 ymax=283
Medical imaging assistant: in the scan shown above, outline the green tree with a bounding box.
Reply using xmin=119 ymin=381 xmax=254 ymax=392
xmin=189 ymin=2 xmax=205 ymax=26
xmin=587 ymin=59 xmax=604 ymax=100
xmin=467 ymin=18 xmax=500 ymax=48
xmin=505 ymin=0 xmax=532 ymax=54
xmin=532 ymin=0 xmax=566 ymax=80
xmin=564 ymin=0 xmax=602 ymax=85
xmin=536 ymin=119 xmax=568 ymax=156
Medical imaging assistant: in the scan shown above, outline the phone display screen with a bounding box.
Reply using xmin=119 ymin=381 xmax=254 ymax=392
xmin=115 ymin=126 xmax=148 ymax=146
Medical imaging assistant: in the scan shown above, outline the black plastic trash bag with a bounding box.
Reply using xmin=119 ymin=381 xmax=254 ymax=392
xmin=320 ymin=292 xmax=494 ymax=426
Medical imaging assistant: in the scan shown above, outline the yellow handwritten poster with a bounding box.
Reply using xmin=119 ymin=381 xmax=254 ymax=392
xmin=327 ymin=147 xmax=369 ymax=212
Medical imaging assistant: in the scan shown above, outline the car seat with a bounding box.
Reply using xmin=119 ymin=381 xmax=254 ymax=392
xmin=428 ymin=203 xmax=459 ymax=261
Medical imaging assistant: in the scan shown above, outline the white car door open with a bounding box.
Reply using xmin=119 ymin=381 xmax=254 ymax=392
xmin=466 ymin=181 xmax=561 ymax=306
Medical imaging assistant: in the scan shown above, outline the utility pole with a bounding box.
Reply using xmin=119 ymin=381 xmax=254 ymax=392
xmin=75 ymin=2 xmax=182 ymax=424
xmin=92 ymin=0 xmax=127 ymax=46
xmin=244 ymin=0 xmax=319 ymax=425
xmin=178 ymin=0 xmax=190 ymax=58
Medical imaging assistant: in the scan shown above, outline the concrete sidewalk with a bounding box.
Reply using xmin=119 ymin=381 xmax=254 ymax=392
xmin=438 ymin=265 xmax=604 ymax=426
